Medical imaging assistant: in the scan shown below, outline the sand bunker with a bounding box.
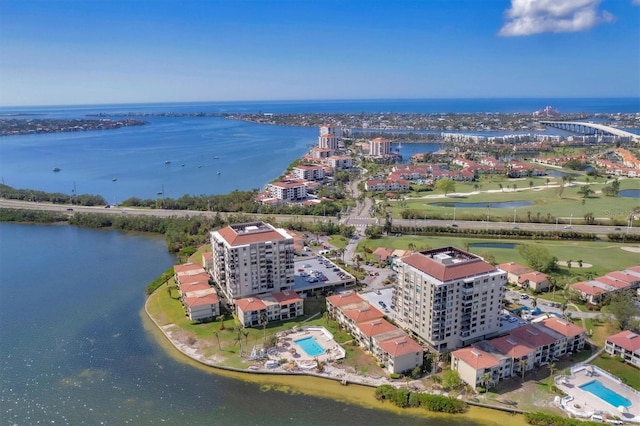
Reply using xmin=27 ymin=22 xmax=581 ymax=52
xmin=621 ymin=246 xmax=640 ymax=253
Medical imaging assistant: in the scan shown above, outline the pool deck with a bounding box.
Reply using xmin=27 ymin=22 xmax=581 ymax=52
xmin=555 ymin=365 xmax=640 ymax=423
xmin=269 ymin=326 xmax=346 ymax=370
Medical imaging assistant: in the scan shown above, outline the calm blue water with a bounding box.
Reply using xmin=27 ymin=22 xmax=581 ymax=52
xmin=0 ymin=223 xmax=438 ymax=425
xmin=469 ymin=242 xmax=517 ymax=249
xmin=1 ymin=99 xmax=638 ymax=202
xmin=0 ymin=117 xmax=315 ymax=201
xmin=295 ymin=337 xmax=326 ymax=357
xmin=2 ymin=97 xmax=638 ymax=116
xmin=430 ymin=201 xmax=534 ymax=209
xmin=579 ymin=380 xmax=632 ymax=408
xmin=620 ymin=189 xmax=640 ymax=199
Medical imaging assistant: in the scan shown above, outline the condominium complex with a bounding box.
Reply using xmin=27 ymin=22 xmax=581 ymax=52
xmin=266 ymin=180 xmax=308 ymax=201
xmin=210 ymin=221 xmax=295 ymax=302
xmin=393 ymin=247 xmax=507 ymax=352
xmin=369 ymin=137 xmax=391 ymax=156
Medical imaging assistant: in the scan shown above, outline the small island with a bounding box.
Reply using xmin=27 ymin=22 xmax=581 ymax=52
xmin=0 ymin=118 xmax=147 ymax=136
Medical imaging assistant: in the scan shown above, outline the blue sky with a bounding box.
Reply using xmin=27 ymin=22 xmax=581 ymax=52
xmin=0 ymin=0 xmax=638 ymax=106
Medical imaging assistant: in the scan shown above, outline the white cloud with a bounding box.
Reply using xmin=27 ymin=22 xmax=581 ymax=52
xmin=633 ymin=0 xmax=640 ymax=6
xmin=499 ymin=0 xmax=615 ymax=36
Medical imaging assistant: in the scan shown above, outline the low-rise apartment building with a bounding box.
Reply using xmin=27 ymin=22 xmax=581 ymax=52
xmin=293 ymin=164 xmax=325 ymax=181
xmin=267 ymin=180 xmax=308 ymax=201
xmin=235 ymin=290 xmax=304 ymax=328
xmin=451 ymin=319 xmax=587 ymax=389
xmin=326 ymin=291 xmax=423 ymax=374
xmin=173 ymin=263 xmax=220 ymax=321
xmin=605 ymin=330 xmax=640 ymax=368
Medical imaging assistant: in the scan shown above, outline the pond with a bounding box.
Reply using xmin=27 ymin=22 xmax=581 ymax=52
xmin=431 ymin=201 xmax=534 ymax=209
xmin=619 ymin=189 xmax=640 ymax=198
xmin=469 ymin=242 xmax=517 ymax=249
xmin=544 ymin=169 xmax=581 ymax=178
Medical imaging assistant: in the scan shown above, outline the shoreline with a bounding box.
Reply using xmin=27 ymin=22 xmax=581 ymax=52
xmin=143 ymin=287 xmax=529 ymax=423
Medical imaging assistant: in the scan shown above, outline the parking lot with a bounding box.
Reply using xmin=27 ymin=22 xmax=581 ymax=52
xmin=292 ymin=256 xmax=355 ymax=294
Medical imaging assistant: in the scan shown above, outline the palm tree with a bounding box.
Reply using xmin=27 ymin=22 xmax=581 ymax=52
xmin=519 ymin=358 xmax=527 ymax=381
xmin=481 ymin=372 xmax=492 ymax=393
xmin=548 ymin=362 xmax=556 ymax=389
xmin=213 ymin=331 xmax=221 ymax=350
xmin=260 ymin=312 xmax=269 ymax=343
xmin=217 ymin=314 xmax=226 ymax=330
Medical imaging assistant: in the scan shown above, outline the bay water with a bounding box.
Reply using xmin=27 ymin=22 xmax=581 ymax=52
xmin=1 ymin=98 xmax=637 ymax=424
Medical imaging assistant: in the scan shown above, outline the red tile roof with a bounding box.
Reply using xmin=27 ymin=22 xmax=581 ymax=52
xmin=606 ymin=330 xmax=640 ymax=353
xmin=509 ymin=324 xmax=556 ymax=348
xmin=541 ymin=317 xmax=585 ymax=338
xmin=497 ymin=262 xmax=531 ymax=275
xmin=357 ymin=318 xmax=398 ymax=337
xmin=403 ymin=249 xmax=497 ymax=282
xmin=378 ymin=335 xmax=423 ymax=357
xmin=272 ymin=290 xmax=302 ymax=304
xmin=216 ymin=222 xmax=290 ymax=246
xmin=326 ymin=291 xmax=365 ymax=308
xmin=452 ymin=347 xmax=500 ymax=370
xmin=236 ymin=297 xmax=267 ymax=313
xmin=606 ymin=271 xmax=640 ymax=285
xmin=179 ymin=281 xmax=211 ymax=294
xmin=571 ymin=281 xmax=607 ymax=296
xmin=183 ymin=289 xmax=219 ymax=307
xmin=174 ymin=263 xmax=205 ymax=274
xmin=343 ymin=306 xmax=385 ymax=323
xmin=488 ymin=335 xmax=535 ymax=359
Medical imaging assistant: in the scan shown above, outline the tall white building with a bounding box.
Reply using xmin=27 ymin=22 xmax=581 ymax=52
xmin=210 ymin=221 xmax=295 ymax=302
xmin=318 ymin=133 xmax=338 ymax=150
xmin=320 ymin=124 xmax=342 ymax=139
xmin=369 ymin=137 xmax=391 ymax=156
xmin=393 ymin=247 xmax=506 ymax=352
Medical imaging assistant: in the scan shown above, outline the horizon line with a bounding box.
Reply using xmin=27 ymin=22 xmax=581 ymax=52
xmin=1 ymin=96 xmax=639 ymax=109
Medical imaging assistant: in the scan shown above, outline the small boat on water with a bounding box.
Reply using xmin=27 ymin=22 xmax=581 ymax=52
xmin=53 ymin=167 xmax=61 ymax=172
xmin=164 ymin=160 xmax=171 ymax=164
xmin=198 ymin=165 xmax=203 ymax=168
xmin=217 ymin=171 xmax=221 ymax=175
xmin=213 ymin=156 xmax=220 ymax=159
xmin=112 ymin=177 xmax=117 ymax=182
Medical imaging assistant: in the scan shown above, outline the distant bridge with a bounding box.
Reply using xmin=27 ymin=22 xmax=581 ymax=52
xmin=540 ymin=121 xmax=640 ymax=142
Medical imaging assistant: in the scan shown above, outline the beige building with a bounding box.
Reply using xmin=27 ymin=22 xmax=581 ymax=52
xmin=605 ymin=330 xmax=640 ymax=368
xmin=235 ymin=290 xmax=303 ymax=328
xmin=326 ymin=292 xmax=423 ymax=374
xmin=210 ymin=221 xmax=295 ymax=302
xmin=267 ymin=180 xmax=308 ymax=201
xmin=394 ymin=247 xmax=507 ymax=352
xmin=369 ymin=137 xmax=391 ymax=156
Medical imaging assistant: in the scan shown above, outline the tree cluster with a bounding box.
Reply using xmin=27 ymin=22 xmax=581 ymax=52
xmin=374 ymin=385 xmax=468 ymax=413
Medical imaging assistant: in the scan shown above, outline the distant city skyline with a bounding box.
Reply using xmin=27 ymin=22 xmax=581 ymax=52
xmin=1 ymin=0 xmax=639 ymax=107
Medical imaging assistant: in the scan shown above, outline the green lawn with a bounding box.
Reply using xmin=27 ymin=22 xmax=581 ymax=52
xmin=590 ymin=354 xmax=640 ymax=391
xmin=357 ymin=235 xmax=640 ymax=275
xmin=389 ymin=178 xmax=639 ymax=225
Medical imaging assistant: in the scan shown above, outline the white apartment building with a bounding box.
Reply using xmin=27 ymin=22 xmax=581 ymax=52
xmin=318 ymin=134 xmax=338 ymax=150
xmin=293 ymin=164 xmax=325 ymax=181
xmin=326 ymin=155 xmax=353 ymax=170
xmin=267 ymin=180 xmax=308 ymax=201
xmin=369 ymin=137 xmax=391 ymax=156
xmin=393 ymin=247 xmax=507 ymax=352
xmin=320 ymin=124 xmax=342 ymax=140
xmin=210 ymin=221 xmax=295 ymax=302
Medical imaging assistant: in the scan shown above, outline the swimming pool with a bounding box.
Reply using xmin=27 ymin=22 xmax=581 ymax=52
xmin=579 ymin=380 xmax=632 ymax=408
xmin=294 ymin=336 xmax=325 ymax=357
